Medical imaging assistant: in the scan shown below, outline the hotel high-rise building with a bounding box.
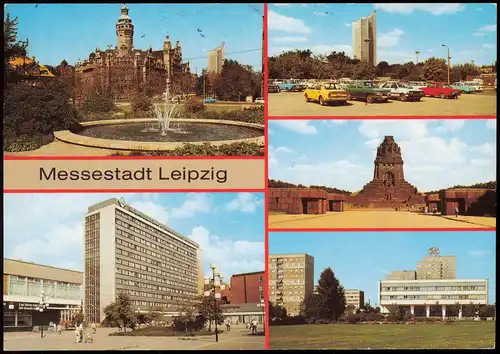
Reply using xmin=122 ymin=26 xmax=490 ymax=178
xmin=268 ymin=253 xmax=314 ymax=316
xmin=83 ymin=198 xmax=203 ymax=324
xmin=416 ymin=247 xmax=456 ymax=280
xmin=386 ymin=270 xmax=417 ymax=281
xmin=352 ymin=11 xmax=377 ymax=66
xmin=208 ymin=43 xmax=225 ymax=74
xmin=345 ymin=289 xmax=365 ymax=310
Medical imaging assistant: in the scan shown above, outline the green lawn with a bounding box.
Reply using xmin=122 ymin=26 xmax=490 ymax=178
xmin=269 ymin=322 xmax=495 ymax=349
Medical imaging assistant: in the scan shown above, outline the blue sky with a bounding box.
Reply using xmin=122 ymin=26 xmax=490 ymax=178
xmin=269 ymin=3 xmax=497 ymax=65
xmin=5 ymin=3 xmax=263 ymax=70
xmin=269 ymin=119 xmax=497 ymax=192
xmin=269 ymin=231 xmax=496 ymax=305
xmin=3 ymin=193 xmax=264 ymax=279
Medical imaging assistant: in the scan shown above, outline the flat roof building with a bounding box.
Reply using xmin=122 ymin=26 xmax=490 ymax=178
xmin=84 ymin=198 xmax=203 ymax=324
xmin=378 ymin=279 xmax=489 ymax=318
xmin=230 ymin=271 xmax=265 ymax=305
xmin=386 ymin=270 xmax=417 ymax=281
xmin=416 ymin=248 xmax=456 ymax=280
xmin=352 ymin=11 xmax=377 ymax=66
xmin=268 ymin=253 xmax=314 ymax=316
xmin=208 ymin=44 xmax=225 ymax=74
xmin=345 ymin=289 xmax=365 ymax=310
xmin=3 ymin=258 xmax=83 ymax=331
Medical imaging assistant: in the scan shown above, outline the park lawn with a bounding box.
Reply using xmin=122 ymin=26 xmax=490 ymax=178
xmin=269 ymin=322 xmax=495 ymax=349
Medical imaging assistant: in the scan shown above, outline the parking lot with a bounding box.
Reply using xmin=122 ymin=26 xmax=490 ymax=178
xmin=268 ymin=89 xmax=496 ymax=117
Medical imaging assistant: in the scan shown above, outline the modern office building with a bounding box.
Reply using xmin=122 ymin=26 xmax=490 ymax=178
xmin=208 ymin=43 xmax=225 ymax=74
xmin=345 ymin=289 xmax=365 ymax=310
xmin=3 ymin=258 xmax=82 ymax=332
xmin=268 ymin=253 xmax=314 ymax=316
xmin=378 ymin=279 xmax=489 ymax=317
xmin=230 ymin=271 xmax=265 ymax=304
xmin=386 ymin=270 xmax=417 ymax=281
xmin=416 ymin=247 xmax=456 ymax=280
xmin=83 ymin=198 xmax=203 ymax=324
xmin=352 ymin=11 xmax=377 ymax=66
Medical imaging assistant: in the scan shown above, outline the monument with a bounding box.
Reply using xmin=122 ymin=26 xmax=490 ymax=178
xmin=348 ymin=136 xmax=424 ymax=207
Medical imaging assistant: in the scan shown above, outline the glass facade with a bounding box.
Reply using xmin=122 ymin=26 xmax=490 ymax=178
xmin=84 ymin=212 xmax=101 ymax=324
xmin=7 ymin=275 xmax=80 ymax=300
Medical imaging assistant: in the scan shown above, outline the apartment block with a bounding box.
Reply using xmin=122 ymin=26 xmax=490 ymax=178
xmin=386 ymin=270 xmax=417 ymax=281
xmin=83 ymin=198 xmax=203 ymax=324
xmin=230 ymin=271 xmax=265 ymax=305
xmin=416 ymin=247 xmax=456 ymax=280
xmin=352 ymin=11 xmax=377 ymax=65
xmin=208 ymin=44 xmax=225 ymax=74
xmin=345 ymin=289 xmax=365 ymax=310
xmin=268 ymin=253 xmax=314 ymax=316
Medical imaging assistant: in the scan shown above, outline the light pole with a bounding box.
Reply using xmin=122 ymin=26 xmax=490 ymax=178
xmin=36 ymin=291 xmax=50 ymax=339
xmin=257 ymin=298 xmax=265 ymax=334
xmin=415 ymin=50 xmax=420 ymax=64
xmin=442 ymin=44 xmax=451 ymax=84
xmin=204 ymin=264 xmax=225 ymax=342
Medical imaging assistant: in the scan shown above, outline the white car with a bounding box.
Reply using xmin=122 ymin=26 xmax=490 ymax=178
xmin=379 ymin=81 xmax=425 ymax=102
xmin=255 ymin=97 xmax=265 ymax=104
xmin=464 ymin=81 xmax=484 ymax=92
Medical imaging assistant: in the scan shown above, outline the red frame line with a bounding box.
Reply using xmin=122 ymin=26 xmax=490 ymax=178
xmin=263 ymin=3 xmax=270 ymax=350
xmin=269 ymin=228 xmax=496 ymax=232
xmin=268 ymin=115 xmax=497 ymax=120
xmin=3 ymin=189 xmax=264 ymax=193
xmin=3 ymin=155 xmax=265 ymax=161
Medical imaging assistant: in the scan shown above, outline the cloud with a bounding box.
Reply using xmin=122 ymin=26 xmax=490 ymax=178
xmin=314 ymin=12 xmax=327 ymax=16
xmin=270 ymin=36 xmax=308 ymax=43
xmin=323 ymin=120 xmax=347 ymax=127
xmin=374 ymin=3 xmax=465 ymax=15
xmin=483 ymin=44 xmax=495 ymax=50
xmin=275 ymin=146 xmax=295 ymax=153
xmin=468 ymin=250 xmax=491 ymax=256
xmin=378 ymin=28 xmax=405 ymax=48
xmin=345 ymin=23 xmax=351 ymax=27
xmin=268 ymin=10 xmax=312 ymax=33
xmin=188 ymin=226 xmax=264 ymax=277
xmin=434 ymin=120 xmax=465 ymax=133
xmin=273 ymin=4 xmax=290 ymax=6
xmin=486 ymin=120 xmax=496 ymax=130
xmin=271 ymin=120 xmax=318 ymax=134
xmin=477 ymin=24 xmax=497 ymax=32
xmin=170 ymin=193 xmax=213 ymax=219
xmin=469 ymin=142 xmax=496 ymax=156
xmin=225 ymin=193 xmax=262 ymax=213
xmin=470 ymin=158 xmax=494 ymax=167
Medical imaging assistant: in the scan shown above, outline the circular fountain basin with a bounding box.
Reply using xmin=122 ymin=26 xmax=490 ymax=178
xmin=55 ymin=118 xmax=265 ymax=151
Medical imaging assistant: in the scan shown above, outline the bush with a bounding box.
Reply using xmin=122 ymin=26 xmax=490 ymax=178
xmin=109 ymin=326 xmax=221 ymax=337
xmin=131 ymin=95 xmax=153 ymax=117
xmin=3 ymin=83 xmax=83 ymax=152
xmin=270 ymin=316 xmax=307 ymax=326
xmin=110 ymin=142 xmax=264 ymax=157
xmin=185 ymin=105 xmax=264 ymax=125
xmin=184 ymin=97 xmax=205 ymax=113
xmin=81 ymin=95 xmax=117 ymax=114
xmin=342 ymin=314 xmax=362 ymax=324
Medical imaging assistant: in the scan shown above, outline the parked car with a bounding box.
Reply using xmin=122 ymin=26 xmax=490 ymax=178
xmin=204 ymin=97 xmax=216 ymax=103
xmin=408 ymin=81 xmax=428 ymax=89
xmin=255 ymin=97 xmax=265 ymax=104
xmin=379 ymin=81 xmax=425 ymax=102
xmin=304 ymin=81 xmax=348 ymax=106
xmin=463 ymin=81 xmax=484 ymax=92
xmin=347 ymin=81 xmax=390 ymax=103
xmin=419 ymin=82 xmax=460 ymax=99
xmin=279 ymin=81 xmax=305 ymax=92
xmin=268 ymin=83 xmax=281 ymax=93
xmin=450 ymin=82 xmax=476 ymax=94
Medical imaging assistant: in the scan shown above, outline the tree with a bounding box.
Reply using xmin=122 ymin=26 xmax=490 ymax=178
xmin=214 ymin=59 xmax=258 ymax=101
xmin=147 ymin=306 xmax=164 ymax=323
xmin=423 ymin=57 xmax=448 ymax=82
xmin=345 ymin=304 xmax=356 ymax=314
xmin=300 ymin=293 xmax=330 ymax=319
xmin=73 ymin=311 xmax=84 ymax=326
xmin=376 ymin=61 xmax=390 ymax=77
xmin=450 ymin=63 xmax=480 ymax=82
xmin=4 ymin=13 xmax=29 ymax=84
xmin=196 ymin=295 xmax=224 ymax=331
xmin=103 ymin=292 xmax=137 ymax=331
xmin=315 ymin=267 xmax=346 ymax=320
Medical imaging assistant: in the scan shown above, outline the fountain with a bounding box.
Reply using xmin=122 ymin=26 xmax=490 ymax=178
xmin=152 ymin=78 xmax=184 ymax=135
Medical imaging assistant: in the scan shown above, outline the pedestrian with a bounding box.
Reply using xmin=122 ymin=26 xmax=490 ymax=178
xmin=225 ymin=319 xmax=231 ymax=332
xmin=455 ymin=206 xmax=459 ymax=218
xmin=91 ymin=322 xmax=96 ymax=334
xmin=251 ymin=318 xmax=257 ymax=335
xmin=78 ymin=323 xmax=84 ymax=343
xmin=75 ymin=326 xmax=81 ymax=343
xmin=57 ymin=323 xmax=62 ymax=335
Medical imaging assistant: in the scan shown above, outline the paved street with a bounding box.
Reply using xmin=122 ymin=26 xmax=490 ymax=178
xmin=268 ymin=90 xmax=496 ymax=116
xmin=269 ymin=211 xmax=496 ymax=229
xmin=3 ymin=326 xmax=265 ymax=351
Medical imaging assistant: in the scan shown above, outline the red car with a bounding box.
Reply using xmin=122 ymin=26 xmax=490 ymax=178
xmin=420 ymin=82 xmax=460 ymax=99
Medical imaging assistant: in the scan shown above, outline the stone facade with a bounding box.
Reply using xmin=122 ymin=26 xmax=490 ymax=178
xmin=73 ymin=5 xmax=192 ymax=100
xmin=268 ymin=188 xmax=345 ymax=215
xmin=438 ymin=188 xmax=496 ymax=216
xmin=347 ymin=136 xmax=424 ymax=207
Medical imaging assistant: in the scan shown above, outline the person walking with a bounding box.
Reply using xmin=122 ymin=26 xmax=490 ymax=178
xmin=455 ymin=206 xmax=459 ymax=218
xmin=75 ymin=326 xmax=81 ymax=343
xmin=57 ymin=323 xmax=62 ymax=335
xmin=251 ymin=318 xmax=257 ymax=335
xmin=91 ymin=322 xmax=96 ymax=334
xmin=78 ymin=323 xmax=84 ymax=343
xmin=225 ymin=319 xmax=231 ymax=332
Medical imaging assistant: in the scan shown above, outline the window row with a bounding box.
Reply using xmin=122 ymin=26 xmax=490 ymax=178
xmin=116 ymin=258 xmax=196 ymax=286
xmin=116 ymin=278 xmax=196 ymax=297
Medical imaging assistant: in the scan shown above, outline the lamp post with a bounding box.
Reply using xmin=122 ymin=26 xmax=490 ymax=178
xmin=415 ymin=50 xmax=420 ymax=64
xmin=36 ymin=291 xmax=49 ymax=339
xmin=204 ymin=263 xmax=225 ymax=342
xmin=442 ymin=44 xmax=451 ymax=84
xmin=137 ymin=307 xmax=141 ymax=325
